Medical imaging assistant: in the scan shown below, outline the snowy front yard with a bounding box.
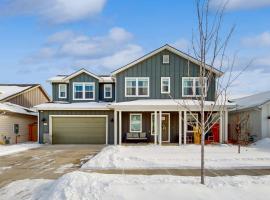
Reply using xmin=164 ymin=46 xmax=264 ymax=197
xmin=82 ymin=138 xmax=270 ymax=169
xmin=0 ymin=142 xmax=42 ymax=156
xmin=1 ymin=171 xmax=270 ymax=200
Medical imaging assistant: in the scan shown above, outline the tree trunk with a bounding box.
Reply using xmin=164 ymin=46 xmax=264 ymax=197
xmin=201 ymin=107 xmax=205 ymax=184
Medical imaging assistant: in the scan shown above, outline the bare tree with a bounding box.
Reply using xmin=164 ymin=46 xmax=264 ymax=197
xmin=169 ymin=0 xmax=251 ymax=184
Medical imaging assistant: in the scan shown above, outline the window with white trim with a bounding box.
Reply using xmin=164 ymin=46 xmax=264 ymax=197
xmin=73 ymin=82 xmax=95 ymax=100
xmin=58 ymin=84 xmax=67 ymax=98
xmin=161 ymin=77 xmax=170 ymax=93
xmin=182 ymin=77 xmax=207 ymax=97
xmin=125 ymin=77 xmax=149 ymax=97
xmin=130 ymin=114 xmax=142 ymax=132
xmin=104 ymin=84 xmax=112 ymax=98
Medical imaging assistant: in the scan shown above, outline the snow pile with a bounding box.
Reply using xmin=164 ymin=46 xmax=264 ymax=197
xmin=252 ymin=138 xmax=270 ymax=149
xmin=1 ymin=171 xmax=270 ymax=200
xmin=0 ymin=142 xmax=42 ymax=156
xmin=82 ymin=144 xmax=270 ymax=169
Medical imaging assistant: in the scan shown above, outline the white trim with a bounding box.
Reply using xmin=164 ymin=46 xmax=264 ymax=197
xmin=49 ymin=115 xmax=108 ymax=145
xmin=73 ymin=82 xmax=95 ymax=100
xmin=161 ymin=77 xmax=170 ymax=94
xmin=162 ymin=54 xmax=170 ymax=64
xmin=64 ymin=69 xmax=101 ymax=82
xmin=159 ymin=111 xmax=162 ymax=145
xmin=154 ymin=111 xmax=157 ymax=145
xmin=118 ymin=111 xmax=122 ymax=145
xmin=37 ymin=111 xmax=40 ymax=143
xmin=111 ymin=45 xmax=223 ymax=76
xmin=182 ymin=77 xmax=207 ymax=97
xmin=125 ymin=77 xmax=150 ymax=97
xmin=104 ymin=84 xmax=112 ymax=99
xmin=224 ymin=110 xmax=228 ymax=143
xmin=184 ymin=111 xmax=187 ymax=144
xmin=219 ymin=111 xmax=223 ymax=143
xmin=151 ymin=113 xmax=170 ymax=142
xmin=114 ymin=110 xmax=117 ymax=145
xmin=58 ymin=84 xmax=67 ymax=99
xmin=179 ymin=111 xmax=182 ymax=145
xmin=129 ymin=113 xmax=142 ymax=132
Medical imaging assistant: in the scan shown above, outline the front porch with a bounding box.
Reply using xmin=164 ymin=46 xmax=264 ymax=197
xmin=111 ymin=99 xmax=230 ymax=145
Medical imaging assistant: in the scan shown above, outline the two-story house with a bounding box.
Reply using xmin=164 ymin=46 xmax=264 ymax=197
xmin=36 ymin=44 xmax=230 ymax=145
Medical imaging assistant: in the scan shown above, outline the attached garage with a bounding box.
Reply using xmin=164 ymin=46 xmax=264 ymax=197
xmin=50 ymin=115 xmax=107 ymax=144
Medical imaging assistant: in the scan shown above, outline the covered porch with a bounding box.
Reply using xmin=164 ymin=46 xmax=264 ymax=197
xmin=110 ymin=99 xmax=231 ymax=145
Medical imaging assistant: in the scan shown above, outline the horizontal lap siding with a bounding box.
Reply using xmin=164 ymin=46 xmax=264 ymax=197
xmin=39 ymin=110 xmax=114 ymax=144
xmin=116 ymin=49 xmax=216 ymax=102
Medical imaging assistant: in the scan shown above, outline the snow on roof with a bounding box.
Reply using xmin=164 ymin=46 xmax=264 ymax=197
xmin=47 ymin=75 xmax=66 ymax=82
xmin=0 ymin=85 xmax=32 ymax=100
xmin=35 ymin=102 xmax=111 ymax=110
xmin=230 ymin=91 xmax=270 ymax=111
xmin=47 ymin=73 xmax=114 ymax=83
xmin=100 ymin=76 xmax=114 ymax=83
xmin=0 ymin=102 xmax=37 ymax=116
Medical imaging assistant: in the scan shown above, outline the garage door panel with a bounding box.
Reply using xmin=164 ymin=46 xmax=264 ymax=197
xmin=52 ymin=116 xmax=106 ymax=144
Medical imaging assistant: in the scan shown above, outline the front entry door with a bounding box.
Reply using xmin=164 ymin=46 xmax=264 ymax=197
xmin=162 ymin=114 xmax=170 ymax=142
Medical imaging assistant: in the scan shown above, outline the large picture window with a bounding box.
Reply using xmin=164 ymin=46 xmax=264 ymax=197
xmin=130 ymin=114 xmax=142 ymax=132
xmin=73 ymin=82 xmax=95 ymax=100
xmin=182 ymin=77 xmax=207 ymax=97
xmin=125 ymin=77 xmax=149 ymax=97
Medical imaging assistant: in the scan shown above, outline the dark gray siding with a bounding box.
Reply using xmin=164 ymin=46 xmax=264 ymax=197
xmin=115 ymin=49 xmax=216 ymax=102
xmin=99 ymin=83 xmax=115 ymax=102
xmin=52 ymin=83 xmax=69 ymax=102
xmin=39 ymin=110 xmax=115 ymax=144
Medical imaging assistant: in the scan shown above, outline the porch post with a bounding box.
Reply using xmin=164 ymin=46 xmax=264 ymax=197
xmin=224 ymin=109 xmax=228 ymax=143
xmin=118 ymin=111 xmax=122 ymax=145
xmin=114 ymin=110 xmax=118 ymax=145
xmin=183 ymin=110 xmax=187 ymax=144
xmin=159 ymin=110 xmax=162 ymax=145
xmin=154 ymin=111 xmax=158 ymax=145
xmin=179 ymin=111 xmax=182 ymax=145
xmin=219 ymin=111 xmax=223 ymax=143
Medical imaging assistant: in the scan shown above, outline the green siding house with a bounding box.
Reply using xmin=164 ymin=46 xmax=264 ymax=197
xmin=35 ymin=44 xmax=229 ymax=145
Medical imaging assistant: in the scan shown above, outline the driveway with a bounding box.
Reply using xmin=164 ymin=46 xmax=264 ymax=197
xmin=0 ymin=145 xmax=104 ymax=187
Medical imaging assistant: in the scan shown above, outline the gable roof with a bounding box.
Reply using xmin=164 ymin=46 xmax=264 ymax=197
xmin=111 ymin=44 xmax=223 ymax=77
xmin=0 ymin=84 xmax=50 ymax=102
xmin=230 ymin=91 xmax=270 ymax=111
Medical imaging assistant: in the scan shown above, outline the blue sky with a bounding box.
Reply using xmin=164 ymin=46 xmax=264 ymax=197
xmin=1 ymin=0 xmax=270 ymax=98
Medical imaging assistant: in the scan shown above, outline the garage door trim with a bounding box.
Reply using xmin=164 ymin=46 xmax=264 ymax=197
xmin=49 ymin=115 xmax=108 ymax=144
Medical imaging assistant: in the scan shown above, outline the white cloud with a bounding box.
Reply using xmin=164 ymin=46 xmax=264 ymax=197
xmin=241 ymin=32 xmax=270 ymax=47
xmin=210 ymin=0 xmax=270 ymax=11
xmin=1 ymin=0 xmax=106 ymax=23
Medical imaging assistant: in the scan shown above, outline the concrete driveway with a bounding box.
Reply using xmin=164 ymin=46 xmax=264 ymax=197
xmin=0 ymin=145 xmax=104 ymax=187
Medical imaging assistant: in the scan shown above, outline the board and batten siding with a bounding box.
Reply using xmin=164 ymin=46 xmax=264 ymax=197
xmin=52 ymin=83 xmax=69 ymax=102
xmin=99 ymin=83 xmax=115 ymax=102
xmin=39 ymin=110 xmax=115 ymax=144
xmin=115 ymin=49 xmax=216 ymax=102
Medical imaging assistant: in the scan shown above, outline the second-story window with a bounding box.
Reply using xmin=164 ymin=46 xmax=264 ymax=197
xmin=104 ymin=84 xmax=112 ymax=98
xmin=182 ymin=77 xmax=207 ymax=97
xmin=125 ymin=77 xmax=149 ymax=97
xmin=161 ymin=77 xmax=170 ymax=94
xmin=58 ymin=84 xmax=67 ymax=98
xmin=73 ymin=82 xmax=95 ymax=100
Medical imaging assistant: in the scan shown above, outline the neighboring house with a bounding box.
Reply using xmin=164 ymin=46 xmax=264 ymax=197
xmin=36 ymin=44 xmax=230 ymax=145
xmin=0 ymin=84 xmax=50 ymax=144
xmin=229 ymin=91 xmax=270 ymax=141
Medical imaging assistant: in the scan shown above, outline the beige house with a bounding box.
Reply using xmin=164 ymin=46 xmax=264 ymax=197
xmin=0 ymin=84 xmax=50 ymax=144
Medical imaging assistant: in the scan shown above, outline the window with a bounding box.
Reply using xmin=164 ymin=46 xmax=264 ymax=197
xmin=186 ymin=113 xmax=198 ymax=133
xmin=58 ymin=84 xmax=67 ymax=98
xmin=163 ymin=55 xmax=170 ymax=64
xmin=130 ymin=114 xmax=142 ymax=132
xmin=104 ymin=84 xmax=112 ymax=98
xmin=73 ymin=82 xmax=95 ymax=100
xmin=161 ymin=77 xmax=170 ymax=93
xmin=125 ymin=77 xmax=149 ymax=97
xmin=182 ymin=77 xmax=207 ymax=97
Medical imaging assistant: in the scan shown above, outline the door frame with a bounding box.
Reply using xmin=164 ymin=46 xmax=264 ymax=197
xmin=151 ymin=113 xmax=170 ymax=142
xmin=49 ymin=115 xmax=108 ymax=144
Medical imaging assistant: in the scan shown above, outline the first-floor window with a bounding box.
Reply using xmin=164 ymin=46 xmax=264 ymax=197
xmin=125 ymin=77 xmax=149 ymax=97
xmin=73 ymin=82 xmax=95 ymax=100
xmin=104 ymin=84 xmax=112 ymax=98
xmin=182 ymin=77 xmax=207 ymax=97
xmin=130 ymin=114 xmax=142 ymax=132
xmin=59 ymin=84 xmax=67 ymax=98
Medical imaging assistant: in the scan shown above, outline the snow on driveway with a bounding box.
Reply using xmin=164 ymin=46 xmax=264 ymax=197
xmin=1 ymin=171 xmax=270 ymax=200
xmin=82 ymin=138 xmax=270 ymax=169
xmin=0 ymin=142 xmax=42 ymax=156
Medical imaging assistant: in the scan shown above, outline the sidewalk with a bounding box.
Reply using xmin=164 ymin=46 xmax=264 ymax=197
xmin=83 ymin=168 xmax=270 ymax=176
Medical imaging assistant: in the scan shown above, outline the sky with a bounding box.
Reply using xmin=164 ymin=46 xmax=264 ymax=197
xmin=1 ymin=0 xmax=270 ymax=98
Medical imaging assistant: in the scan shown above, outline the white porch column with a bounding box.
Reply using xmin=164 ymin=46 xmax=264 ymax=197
xmin=114 ymin=110 xmax=118 ymax=145
xmin=219 ymin=111 xmax=223 ymax=143
xmin=159 ymin=110 xmax=162 ymax=145
xmin=118 ymin=111 xmax=122 ymax=145
xmin=224 ymin=110 xmax=228 ymax=143
xmin=154 ymin=111 xmax=158 ymax=145
xmin=183 ymin=110 xmax=187 ymax=145
xmin=179 ymin=111 xmax=182 ymax=145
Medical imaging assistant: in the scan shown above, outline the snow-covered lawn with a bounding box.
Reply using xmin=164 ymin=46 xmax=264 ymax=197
xmin=0 ymin=142 xmax=42 ymax=156
xmin=82 ymin=138 xmax=270 ymax=169
xmin=1 ymin=171 xmax=270 ymax=200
